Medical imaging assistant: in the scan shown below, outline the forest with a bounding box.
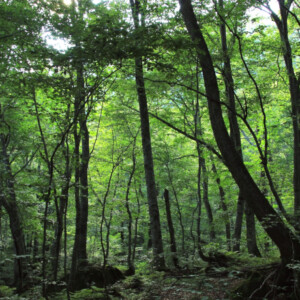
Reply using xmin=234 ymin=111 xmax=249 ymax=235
xmin=0 ymin=0 xmax=300 ymax=299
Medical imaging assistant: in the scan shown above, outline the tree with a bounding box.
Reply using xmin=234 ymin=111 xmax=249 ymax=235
xmin=129 ymin=0 xmax=165 ymax=269
xmin=178 ymin=0 xmax=300 ymax=263
xmin=218 ymin=0 xmax=260 ymax=256
xmin=264 ymin=0 xmax=300 ymax=227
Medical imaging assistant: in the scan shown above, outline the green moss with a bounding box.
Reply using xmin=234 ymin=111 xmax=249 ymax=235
xmin=0 ymin=285 xmax=16 ymax=297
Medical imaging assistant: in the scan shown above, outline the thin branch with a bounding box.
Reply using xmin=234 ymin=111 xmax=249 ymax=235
xmin=124 ymin=103 xmax=224 ymax=162
xmin=13 ymin=147 xmax=40 ymax=177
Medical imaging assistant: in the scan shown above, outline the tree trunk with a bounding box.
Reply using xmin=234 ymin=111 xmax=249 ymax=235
xmin=201 ymin=158 xmax=215 ymax=241
xmin=219 ymin=0 xmax=259 ymax=254
xmin=271 ymin=1 xmax=300 ymax=228
xmin=178 ymin=0 xmax=300 ymax=263
xmin=0 ymin=135 xmax=27 ymax=292
xmin=51 ymin=169 xmax=70 ymax=280
xmin=163 ymin=189 xmax=179 ymax=268
xmin=166 ymin=165 xmax=185 ymax=253
xmin=69 ymin=60 xmax=89 ymax=291
xmin=129 ymin=0 xmax=165 ymax=269
xmin=124 ymin=138 xmax=137 ymax=274
xmin=245 ymin=201 xmax=261 ymax=257
xmin=211 ymin=162 xmax=231 ymax=251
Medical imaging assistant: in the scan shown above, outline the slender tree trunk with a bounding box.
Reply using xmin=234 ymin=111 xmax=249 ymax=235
xmin=129 ymin=0 xmax=165 ymax=269
xmin=194 ymin=58 xmax=209 ymax=261
xmin=166 ymin=165 xmax=185 ymax=253
xmin=163 ymin=189 xmax=179 ymax=268
xmin=51 ymin=196 xmax=63 ymax=280
xmin=201 ymin=158 xmax=215 ymax=240
xmin=195 ymin=145 xmax=209 ymax=262
xmin=196 ymin=143 xmax=203 ymax=258
xmin=178 ymin=0 xmax=300 ymax=263
xmin=69 ymin=60 xmax=89 ymax=291
xmin=0 ymin=135 xmax=27 ymax=292
xmin=132 ymin=180 xmax=141 ymax=262
xmin=79 ymin=112 xmax=89 ymax=261
xmin=211 ymin=162 xmax=231 ymax=251
xmin=219 ymin=0 xmax=259 ymax=253
xmin=69 ymin=116 xmax=81 ymax=290
xmin=271 ymin=1 xmax=300 ymax=228
xmin=51 ymin=154 xmax=70 ymax=280
xmin=124 ymin=138 xmax=137 ymax=274
xmin=51 ymin=135 xmax=71 ymax=280
xmin=245 ymin=202 xmax=261 ymax=257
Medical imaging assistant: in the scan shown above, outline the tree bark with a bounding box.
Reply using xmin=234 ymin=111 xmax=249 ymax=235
xmin=178 ymin=0 xmax=300 ymax=263
xmin=163 ymin=189 xmax=179 ymax=268
xmin=0 ymin=135 xmax=27 ymax=292
xmin=271 ymin=0 xmax=300 ymax=228
xmin=129 ymin=0 xmax=165 ymax=269
xmin=69 ymin=60 xmax=89 ymax=291
xmin=245 ymin=202 xmax=261 ymax=257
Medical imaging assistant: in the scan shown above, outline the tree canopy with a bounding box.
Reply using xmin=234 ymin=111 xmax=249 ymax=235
xmin=0 ymin=0 xmax=299 ymax=299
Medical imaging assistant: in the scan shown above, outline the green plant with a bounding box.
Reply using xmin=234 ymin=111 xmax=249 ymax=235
xmin=0 ymin=285 xmax=15 ymax=297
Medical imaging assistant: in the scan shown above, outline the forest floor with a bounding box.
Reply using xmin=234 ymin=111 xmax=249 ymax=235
xmin=112 ymin=267 xmax=245 ymax=299
xmin=3 ymin=256 xmax=281 ymax=299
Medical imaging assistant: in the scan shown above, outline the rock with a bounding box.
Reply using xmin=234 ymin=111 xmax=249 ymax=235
xmin=75 ymin=264 xmax=124 ymax=290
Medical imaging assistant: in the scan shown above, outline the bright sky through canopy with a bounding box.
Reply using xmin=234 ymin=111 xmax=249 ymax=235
xmin=47 ymin=0 xmax=280 ymax=52
xmin=62 ymin=0 xmax=102 ymax=5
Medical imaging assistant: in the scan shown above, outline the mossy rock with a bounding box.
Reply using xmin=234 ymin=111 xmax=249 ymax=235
xmin=71 ymin=264 xmax=124 ymax=291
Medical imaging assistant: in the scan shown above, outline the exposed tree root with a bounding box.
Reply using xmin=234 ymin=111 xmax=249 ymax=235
xmin=231 ymin=263 xmax=299 ymax=299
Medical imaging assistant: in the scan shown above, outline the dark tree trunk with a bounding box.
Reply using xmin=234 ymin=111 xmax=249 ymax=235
xmin=129 ymin=0 xmax=165 ymax=269
xmin=178 ymin=0 xmax=300 ymax=263
xmin=245 ymin=202 xmax=261 ymax=257
xmin=69 ymin=60 xmax=89 ymax=291
xmin=163 ymin=189 xmax=179 ymax=268
xmin=79 ymin=112 xmax=89 ymax=261
xmin=0 ymin=135 xmax=27 ymax=292
xmin=51 ymin=196 xmax=64 ymax=280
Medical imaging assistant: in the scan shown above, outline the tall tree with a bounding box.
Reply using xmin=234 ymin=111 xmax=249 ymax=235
xmin=129 ymin=0 xmax=165 ymax=269
xmin=0 ymin=128 xmax=27 ymax=292
xmin=178 ymin=0 xmax=300 ymax=264
xmin=218 ymin=0 xmax=260 ymax=256
xmin=265 ymin=0 xmax=300 ymax=228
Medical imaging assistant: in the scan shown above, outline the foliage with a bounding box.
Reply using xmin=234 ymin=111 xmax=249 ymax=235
xmin=0 ymin=285 xmax=16 ymax=298
xmin=0 ymin=0 xmax=300 ymax=298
